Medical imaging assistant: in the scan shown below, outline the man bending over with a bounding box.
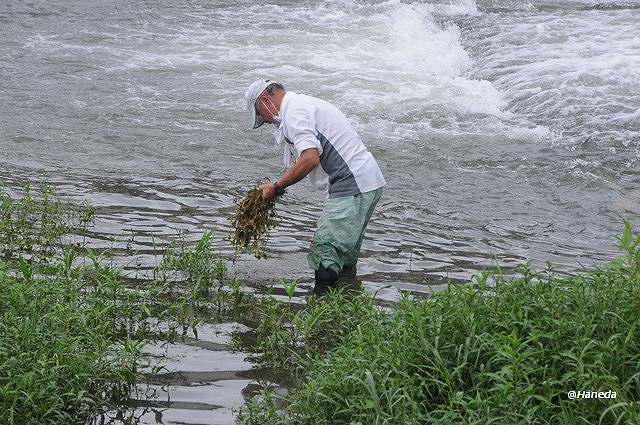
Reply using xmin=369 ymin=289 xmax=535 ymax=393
xmin=244 ymin=79 xmax=385 ymax=295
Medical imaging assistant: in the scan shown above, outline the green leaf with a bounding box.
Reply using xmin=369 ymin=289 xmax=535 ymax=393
xmin=620 ymin=219 xmax=633 ymax=251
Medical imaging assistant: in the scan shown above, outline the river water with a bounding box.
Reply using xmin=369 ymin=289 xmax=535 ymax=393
xmin=1 ymin=0 xmax=639 ymax=423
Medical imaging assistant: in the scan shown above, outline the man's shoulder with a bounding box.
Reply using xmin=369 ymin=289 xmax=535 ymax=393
xmin=283 ymin=92 xmax=325 ymax=123
xmin=283 ymin=92 xmax=346 ymax=130
xmin=287 ymin=92 xmax=337 ymax=110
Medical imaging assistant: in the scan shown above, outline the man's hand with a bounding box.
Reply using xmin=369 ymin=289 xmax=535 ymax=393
xmin=259 ymin=183 xmax=276 ymax=202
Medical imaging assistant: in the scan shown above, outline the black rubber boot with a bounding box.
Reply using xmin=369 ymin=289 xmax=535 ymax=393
xmin=339 ymin=264 xmax=357 ymax=280
xmin=339 ymin=264 xmax=363 ymax=293
xmin=313 ymin=265 xmax=338 ymax=297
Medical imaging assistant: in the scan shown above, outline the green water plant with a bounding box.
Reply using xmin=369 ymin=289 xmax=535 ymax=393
xmin=244 ymin=289 xmax=382 ymax=377
xmin=151 ymin=229 xmax=253 ymax=335
xmin=0 ymin=185 xmax=143 ymax=424
xmin=0 ymin=260 xmax=147 ymax=425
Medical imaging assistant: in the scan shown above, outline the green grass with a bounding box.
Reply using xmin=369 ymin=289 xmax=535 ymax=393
xmin=0 ymin=261 xmax=142 ymax=424
xmin=0 ymin=184 xmax=143 ymax=424
xmin=0 ymin=184 xmax=250 ymax=424
xmin=238 ymin=221 xmax=640 ymax=424
xmin=4 ymin=182 xmax=640 ymax=424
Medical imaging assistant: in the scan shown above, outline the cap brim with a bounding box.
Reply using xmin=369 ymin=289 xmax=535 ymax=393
xmin=251 ymin=105 xmax=264 ymax=129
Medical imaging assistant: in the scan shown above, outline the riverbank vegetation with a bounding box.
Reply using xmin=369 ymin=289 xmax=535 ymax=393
xmin=2 ymin=184 xmax=639 ymax=424
xmin=238 ymin=221 xmax=640 ymax=424
xmin=0 ymin=184 xmax=250 ymax=424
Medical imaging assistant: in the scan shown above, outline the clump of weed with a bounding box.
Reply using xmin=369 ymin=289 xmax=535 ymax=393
xmin=230 ymin=187 xmax=278 ymax=258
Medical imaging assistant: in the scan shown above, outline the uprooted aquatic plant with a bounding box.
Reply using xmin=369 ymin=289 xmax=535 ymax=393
xmin=230 ymin=187 xmax=278 ymax=258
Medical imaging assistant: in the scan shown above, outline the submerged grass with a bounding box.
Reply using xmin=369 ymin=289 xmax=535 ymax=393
xmin=0 ymin=183 xmax=94 ymax=262
xmin=230 ymin=187 xmax=278 ymax=258
xmin=238 ymin=221 xmax=640 ymax=424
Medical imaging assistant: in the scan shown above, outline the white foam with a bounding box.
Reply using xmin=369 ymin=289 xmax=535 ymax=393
xmin=468 ymin=5 xmax=640 ymax=145
xmin=18 ymin=0 xmax=532 ymax=144
xmin=387 ymin=5 xmax=472 ymax=76
xmin=216 ymin=0 xmax=506 ymax=120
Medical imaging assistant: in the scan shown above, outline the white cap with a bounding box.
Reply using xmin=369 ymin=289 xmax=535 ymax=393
xmin=244 ymin=79 xmax=279 ymax=129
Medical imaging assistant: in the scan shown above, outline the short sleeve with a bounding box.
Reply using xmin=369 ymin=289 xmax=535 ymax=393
xmin=285 ymin=104 xmax=323 ymax=156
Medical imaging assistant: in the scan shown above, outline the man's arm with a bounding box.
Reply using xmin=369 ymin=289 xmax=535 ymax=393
xmin=260 ymin=148 xmax=320 ymax=201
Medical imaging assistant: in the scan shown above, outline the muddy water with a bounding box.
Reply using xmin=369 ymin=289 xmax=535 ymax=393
xmin=2 ymin=0 xmax=639 ymax=423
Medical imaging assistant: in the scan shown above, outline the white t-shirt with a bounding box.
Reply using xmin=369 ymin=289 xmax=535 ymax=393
xmin=277 ymin=92 xmax=386 ymax=198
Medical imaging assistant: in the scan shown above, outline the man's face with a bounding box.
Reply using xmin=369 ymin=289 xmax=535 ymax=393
xmin=255 ymin=94 xmax=276 ymax=125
